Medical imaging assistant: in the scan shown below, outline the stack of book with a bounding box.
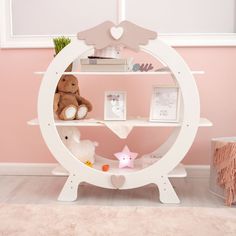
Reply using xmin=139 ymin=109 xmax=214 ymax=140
xmin=80 ymin=57 xmax=132 ymax=72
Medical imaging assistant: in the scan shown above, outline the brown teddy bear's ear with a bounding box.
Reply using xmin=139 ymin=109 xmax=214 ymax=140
xmin=76 ymin=86 xmax=80 ymax=95
xmin=57 ymin=75 xmax=68 ymax=93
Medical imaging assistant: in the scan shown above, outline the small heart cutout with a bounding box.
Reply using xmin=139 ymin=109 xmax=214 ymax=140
xmin=111 ymin=175 xmax=125 ymax=189
xmin=110 ymin=26 xmax=124 ymax=40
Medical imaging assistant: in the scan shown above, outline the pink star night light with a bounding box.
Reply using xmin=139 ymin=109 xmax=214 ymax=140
xmin=114 ymin=145 xmax=138 ymax=168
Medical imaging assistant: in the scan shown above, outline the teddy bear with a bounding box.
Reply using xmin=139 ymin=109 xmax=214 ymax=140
xmin=54 ymin=75 xmax=92 ymax=120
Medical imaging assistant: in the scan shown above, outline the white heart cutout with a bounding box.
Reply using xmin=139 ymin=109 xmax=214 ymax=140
xmin=110 ymin=26 xmax=124 ymax=40
xmin=111 ymin=175 xmax=125 ymax=189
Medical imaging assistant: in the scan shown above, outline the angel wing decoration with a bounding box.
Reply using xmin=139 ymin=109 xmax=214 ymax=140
xmin=77 ymin=21 xmax=157 ymax=51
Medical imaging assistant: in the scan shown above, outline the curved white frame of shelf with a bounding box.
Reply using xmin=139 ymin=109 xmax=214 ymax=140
xmin=38 ymin=38 xmax=200 ymax=203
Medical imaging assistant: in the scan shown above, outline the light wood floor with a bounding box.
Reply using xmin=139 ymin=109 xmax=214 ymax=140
xmin=0 ymin=175 xmax=234 ymax=207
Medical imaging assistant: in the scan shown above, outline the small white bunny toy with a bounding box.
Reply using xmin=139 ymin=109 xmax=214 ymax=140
xmin=57 ymin=127 xmax=98 ymax=164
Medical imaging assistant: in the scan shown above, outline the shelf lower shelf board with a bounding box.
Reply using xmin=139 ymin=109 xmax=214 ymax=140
xmin=27 ymin=117 xmax=213 ymax=127
xmin=52 ymin=161 xmax=186 ymax=178
xmin=35 ymin=71 xmax=204 ymax=76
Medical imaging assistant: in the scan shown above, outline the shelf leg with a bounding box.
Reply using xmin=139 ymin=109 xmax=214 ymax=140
xmin=155 ymin=176 xmax=180 ymax=204
xmin=58 ymin=173 xmax=82 ymax=201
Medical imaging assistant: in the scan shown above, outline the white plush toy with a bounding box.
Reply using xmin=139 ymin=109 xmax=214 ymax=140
xmin=57 ymin=127 xmax=98 ymax=165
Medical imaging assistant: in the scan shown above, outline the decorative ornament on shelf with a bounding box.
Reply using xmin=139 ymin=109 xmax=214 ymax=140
xmin=85 ymin=161 xmax=93 ymax=168
xmin=53 ymin=36 xmax=72 ymax=71
xmin=102 ymin=164 xmax=110 ymax=172
xmin=57 ymin=127 xmax=98 ymax=165
xmin=94 ymin=47 xmax=120 ymax=59
xmin=54 ymin=75 xmax=93 ymax=120
xmin=132 ymin=63 xmax=154 ymax=72
xmin=104 ymin=91 xmax=126 ymax=121
xmin=53 ymin=36 xmax=71 ymax=55
xmin=114 ymin=145 xmax=138 ymax=168
xmin=77 ymin=21 xmax=157 ymax=52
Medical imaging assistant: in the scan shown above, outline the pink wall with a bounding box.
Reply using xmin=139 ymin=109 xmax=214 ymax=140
xmin=0 ymin=47 xmax=236 ymax=164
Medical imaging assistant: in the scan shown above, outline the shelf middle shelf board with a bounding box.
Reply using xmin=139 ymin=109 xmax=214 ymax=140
xmin=35 ymin=71 xmax=205 ymax=76
xmin=28 ymin=117 xmax=213 ymax=127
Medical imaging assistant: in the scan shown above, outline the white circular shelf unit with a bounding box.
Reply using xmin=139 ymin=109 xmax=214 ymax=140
xmin=33 ymin=37 xmax=211 ymax=203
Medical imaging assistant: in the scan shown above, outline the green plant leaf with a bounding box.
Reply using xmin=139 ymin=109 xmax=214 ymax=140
xmin=53 ymin=36 xmax=71 ymax=55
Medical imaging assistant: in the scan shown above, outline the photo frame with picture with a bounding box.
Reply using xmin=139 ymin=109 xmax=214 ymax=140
xmin=104 ymin=91 xmax=127 ymax=121
xmin=149 ymin=86 xmax=180 ymax=122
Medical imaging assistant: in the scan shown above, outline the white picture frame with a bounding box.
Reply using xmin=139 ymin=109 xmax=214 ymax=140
xmin=149 ymin=86 xmax=180 ymax=122
xmin=104 ymin=91 xmax=127 ymax=121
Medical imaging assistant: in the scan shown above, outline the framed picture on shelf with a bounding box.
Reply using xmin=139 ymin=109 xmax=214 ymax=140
xmin=149 ymin=86 xmax=180 ymax=122
xmin=104 ymin=91 xmax=127 ymax=121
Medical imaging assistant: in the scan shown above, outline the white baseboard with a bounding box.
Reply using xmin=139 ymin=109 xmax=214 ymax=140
xmin=185 ymin=165 xmax=210 ymax=178
xmin=0 ymin=163 xmax=210 ymax=178
xmin=0 ymin=163 xmax=58 ymax=176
